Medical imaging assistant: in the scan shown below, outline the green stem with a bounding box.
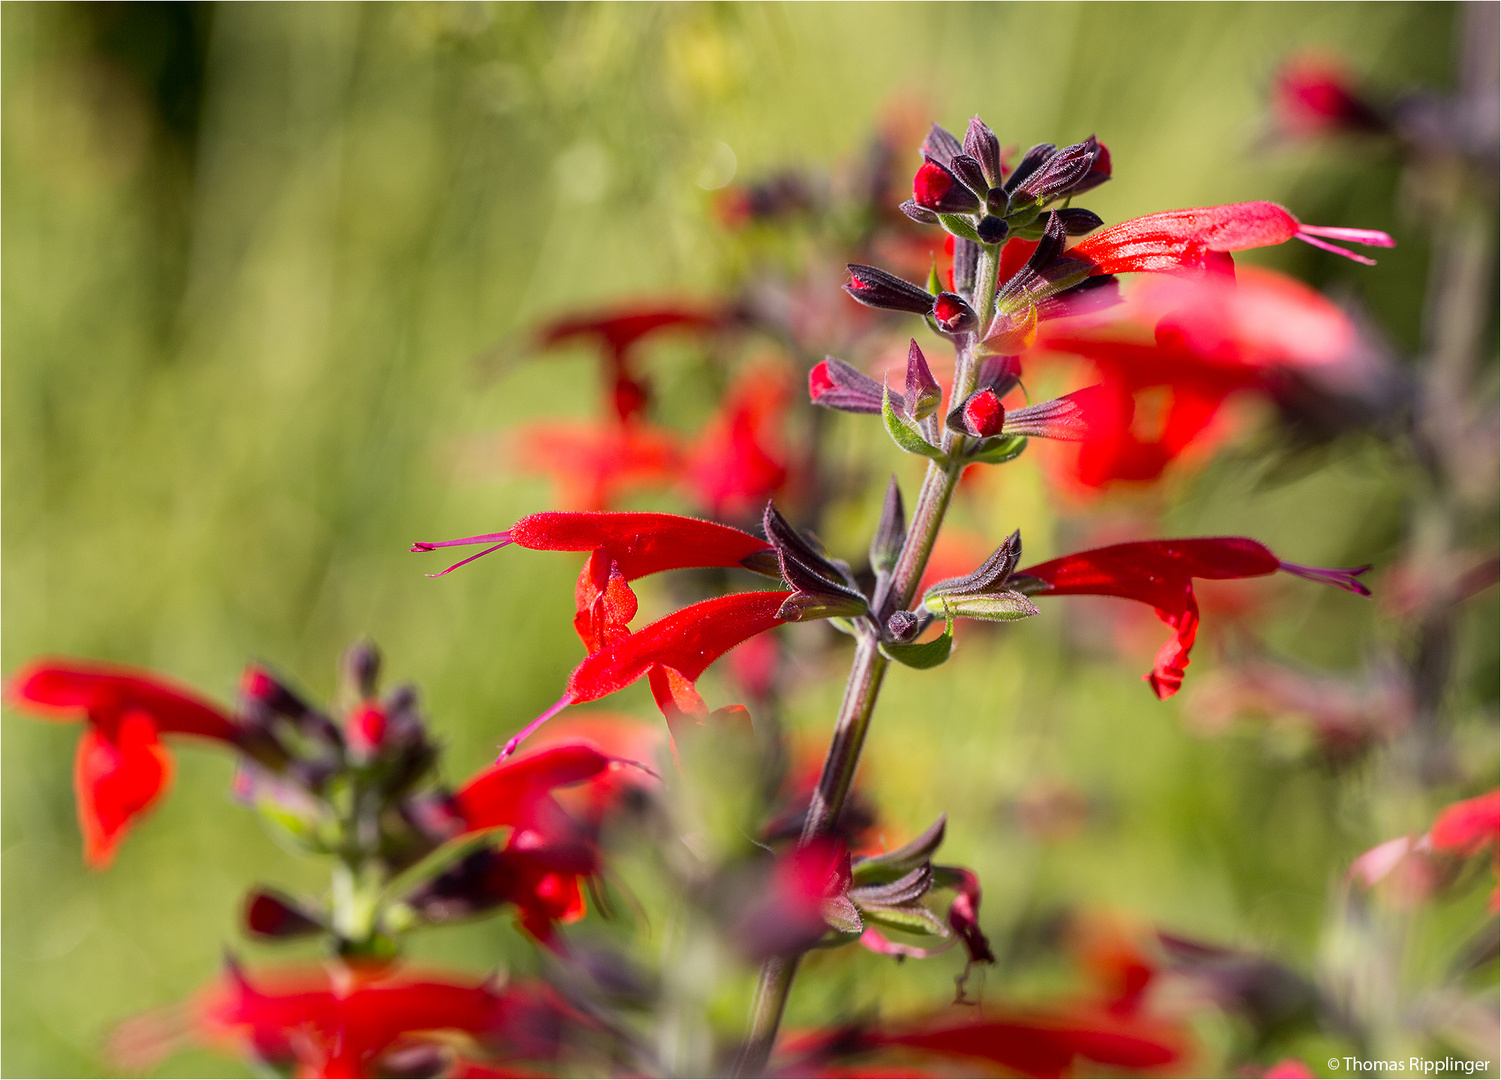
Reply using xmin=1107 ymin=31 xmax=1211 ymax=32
xmin=736 ymin=241 xmax=1003 ymax=1076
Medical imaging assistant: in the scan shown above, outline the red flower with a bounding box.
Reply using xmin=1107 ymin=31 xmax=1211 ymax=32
xmin=1014 ymin=538 xmax=1371 ymax=698
xmin=112 ymin=963 xmax=570 ymax=1078
xmin=685 ymin=366 xmax=791 ymax=518
xmin=871 ymin=1009 xmax=1187 ymax=1079
xmin=536 ymin=305 xmax=724 ymax=422
xmin=510 ymin=419 xmax=683 ymax=511
xmin=1273 ymin=56 xmax=1386 ymax=138
xmin=1032 ymin=267 xmax=1379 ymax=488
xmin=1429 ymin=789 xmax=1501 ymax=857
xmin=8 ymin=661 xmax=242 ymax=867
xmin=1071 ymin=201 xmax=1393 ymax=272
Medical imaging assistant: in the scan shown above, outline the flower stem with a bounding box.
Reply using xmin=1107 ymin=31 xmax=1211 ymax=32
xmin=737 ymin=241 xmax=1003 ymax=1075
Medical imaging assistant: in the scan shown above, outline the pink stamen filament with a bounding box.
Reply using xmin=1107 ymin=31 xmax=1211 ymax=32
xmin=1298 ymin=224 xmax=1396 ymax=247
xmin=410 ymin=531 xmax=513 ymax=576
xmin=497 ymin=693 xmax=574 ymax=761
xmin=1294 ymin=232 xmax=1377 ymax=265
xmin=1279 ymin=560 xmax=1373 ymax=596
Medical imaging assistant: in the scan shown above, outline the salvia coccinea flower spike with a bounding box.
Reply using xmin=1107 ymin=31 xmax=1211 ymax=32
xmin=843 ymin=264 xmax=937 ymax=314
xmin=904 ymin=340 xmax=942 ymax=421
xmin=963 ymin=116 xmax=1003 ymax=188
xmin=412 ymin=510 xmax=773 ymax=578
xmin=870 ymin=475 xmax=907 ymax=574
xmin=1010 ymin=537 xmax=1371 ymax=698
xmin=809 ymin=356 xmax=903 ymax=415
xmin=912 ymin=159 xmax=982 ymax=214
xmin=1071 ymin=201 xmax=1395 ymax=273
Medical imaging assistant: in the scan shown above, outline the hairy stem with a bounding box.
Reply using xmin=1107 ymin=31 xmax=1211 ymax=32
xmin=737 ymin=241 xmax=1002 ymax=1075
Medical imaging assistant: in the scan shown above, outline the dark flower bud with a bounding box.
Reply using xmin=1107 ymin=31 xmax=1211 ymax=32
xmin=763 ymin=503 xmax=858 ymax=592
xmin=870 ymin=475 xmax=906 ymax=574
xmin=244 ymin=888 xmax=324 ymax=939
xmin=931 ymin=292 xmax=979 ymax=334
xmin=921 ymin=123 xmax=963 ymax=168
xmin=809 ymin=356 xmax=903 ymax=415
xmin=963 ymin=116 xmax=1003 ymax=187
xmin=1054 ymin=207 xmax=1104 ymax=235
xmin=844 ymin=264 xmax=936 ymax=314
xmin=912 ymin=160 xmax=981 ymax=214
xmin=947 ymin=387 xmax=1006 ymax=438
xmin=1002 ymin=142 xmax=1057 ymax=196
xmin=899 ymin=199 xmax=940 ymax=226
xmin=1070 ymin=139 xmax=1112 ymax=195
xmin=976 ymin=214 xmax=1009 ymax=245
xmin=904 ymin=340 xmax=942 ymax=421
xmin=985 ymin=187 xmax=1008 ymax=215
xmin=764 ymin=502 xmax=868 ymax=622
xmin=1026 ymin=211 xmax=1069 ymax=272
xmin=1016 ymin=136 xmax=1104 ymax=202
xmin=925 ymin=530 xmax=1023 ymax=600
xmin=885 ymin=609 xmax=927 ymax=643
xmin=947 ymin=153 xmax=988 ymax=195
xmin=342 ymin=640 xmax=381 ymax=700
xmin=1036 ymin=275 xmax=1121 ymax=322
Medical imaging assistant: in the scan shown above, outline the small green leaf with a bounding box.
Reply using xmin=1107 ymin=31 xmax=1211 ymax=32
xmin=855 ymin=900 xmax=951 ymax=938
xmin=924 ymin=590 xmax=1039 ymax=622
xmin=821 ymin=895 xmax=865 ymax=935
xmin=879 ymin=617 xmax=954 ymax=669
xmin=882 ymin=382 xmax=945 ymax=461
xmin=968 ymin=435 xmax=1027 ymax=464
xmin=936 ymin=213 xmax=983 ymax=243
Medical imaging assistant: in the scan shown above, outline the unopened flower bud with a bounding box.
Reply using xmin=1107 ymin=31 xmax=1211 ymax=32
xmin=948 ymin=387 xmax=1006 ymax=438
xmin=931 ymin=292 xmax=978 ymax=334
xmin=809 ymin=356 xmax=904 ymax=415
xmin=870 ymin=475 xmax=906 ymax=574
xmin=963 ymin=116 xmax=1003 ymax=188
xmin=912 ymin=160 xmax=981 ymax=214
xmin=244 ymin=888 xmax=324 ymax=939
xmin=886 ymin=609 xmax=925 ymax=643
xmin=899 ymin=199 xmax=941 ymax=226
xmin=904 ymin=340 xmax=942 ymax=421
xmin=1054 ymin=207 xmax=1104 ymax=235
xmin=976 ymin=215 xmax=1009 ymax=245
xmin=844 ymin=264 xmax=937 ymax=314
xmin=947 ymin=153 xmax=988 ymax=195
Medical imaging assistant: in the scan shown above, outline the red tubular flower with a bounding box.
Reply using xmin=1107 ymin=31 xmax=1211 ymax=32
xmin=872 ymin=1010 xmax=1186 ymax=1079
xmin=511 ymin=419 xmax=683 ymax=511
xmin=1014 ymin=539 xmax=1371 ymax=698
xmin=1429 ymin=789 xmax=1500 ymax=857
xmin=499 ymin=590 xmax=790 ymax=759
xmin=1071 ymin=201 xmax=1393 ymax=272
xmin=536 ymin=305 xmax=724 ymax=423
xmin=1032 ymin=267 xmax=1382 ymax=488
xmin=8 ymin=661 xmax=242 ymax=867
xmin=113 ymin=964 xmax=569 ymax=1078
xmin=454 ymin=743 xmax=616 ymax=836
xmin=685 ymin=366 xmax=791 ymax=518
xmin=1273 ymin=56 xmax=1386 ymax=138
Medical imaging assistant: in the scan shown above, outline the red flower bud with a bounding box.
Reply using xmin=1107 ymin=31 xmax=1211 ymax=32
xmin=947 ymin=387 xmax=1005 ymax=438
xmin=912 ymin=160 xmax=980 ymax=214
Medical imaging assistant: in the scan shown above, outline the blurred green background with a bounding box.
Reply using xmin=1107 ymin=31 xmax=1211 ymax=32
xmin=3 ymin=3 xmax=1488 ymax=1076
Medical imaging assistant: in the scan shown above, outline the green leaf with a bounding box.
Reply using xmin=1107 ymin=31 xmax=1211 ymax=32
xmin=968 ymin=435 xmax=1027 ymax=464
xmin=924 ymin=590 xmax=1039 ymax=622
xmin=882 ymin=382 xmax=945 ymax=461
xmin=936 ymin=213 xmax=983 ymax=243
xmin=879 ymin=617 xmax=954 ymax=669
xmin=855 ymin=900 xmax=951 ymax=938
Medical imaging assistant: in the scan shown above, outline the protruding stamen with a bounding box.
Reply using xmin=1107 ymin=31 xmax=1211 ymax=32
xmin=1278 ymin=560 xmax=1373 ymax=596
xmin=496 ymin=692 xmax=574 ymax=762
xmin=1295 ymin=223 xmax=1395 ymax=265
xmin=410 ymin=531 xmax=513 ymax=576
